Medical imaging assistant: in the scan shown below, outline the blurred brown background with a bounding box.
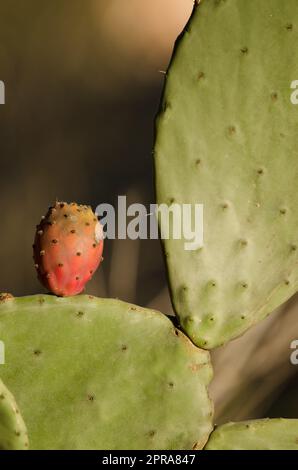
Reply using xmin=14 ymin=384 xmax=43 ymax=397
xmin=0 ymin=0 xmax=297 ymax=425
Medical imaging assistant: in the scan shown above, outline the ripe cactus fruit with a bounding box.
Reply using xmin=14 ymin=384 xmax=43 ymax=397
xmin=33 ymin=202 xmax=103 ymax=296
xmin=0 ymin=378 xmax=29 ymax=450
xmin=154 ymin=0 xmax=298 ymax=348
xmin=0 ymin=295 xmax=213 ymax=450
xmin=205 ymin=419 xmax=298 ymax=450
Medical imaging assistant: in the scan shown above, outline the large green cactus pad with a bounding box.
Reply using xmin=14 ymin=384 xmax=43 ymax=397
xmin=0 ymin=378 xmax=29 ymax=450
xmin=205 ymin=419 xmax=298 ymax=450
xmin=0 ymin=295 xmax=213 ymax=450
xmin=154 ymin=0 xmax=298 ymax=348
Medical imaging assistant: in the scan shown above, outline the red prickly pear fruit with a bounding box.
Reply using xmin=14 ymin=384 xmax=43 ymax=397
xmin=33 ymin=201 xmax=104 ymax=296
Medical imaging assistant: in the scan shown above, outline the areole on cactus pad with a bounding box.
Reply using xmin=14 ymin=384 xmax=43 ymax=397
xmin=33 ymin=202 xmax=103 ymax=296
xmin=0 ymin=294 xmax=213 ymax=450
xmin=154 ymin=0 xmax=298 ymax=348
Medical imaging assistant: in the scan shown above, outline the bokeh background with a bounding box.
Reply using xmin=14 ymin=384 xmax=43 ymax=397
xmin=0 ymin=0 xmax=297 ymax=425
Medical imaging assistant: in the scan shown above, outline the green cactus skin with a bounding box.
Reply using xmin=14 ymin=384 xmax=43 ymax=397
xmin=205 ymin=419 xmax=298 ymax=450
xmin=0 ymin=295 xmax=213 ymax=450
xmin=154 ymin=0 xmax=298 ymax=349
xmin=0 ymin=378 xmax=29 ymax=450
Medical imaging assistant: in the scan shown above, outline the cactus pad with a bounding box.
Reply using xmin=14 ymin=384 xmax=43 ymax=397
xmin=0 ymin=295 xmax=213 ymax=449
xmin=154 ymin=0 xmax=298 ymax=348
xmin=205 ymin=419 xmax=298 ymax=450
xmin=0 ymin=378 xmax=29 ymax=450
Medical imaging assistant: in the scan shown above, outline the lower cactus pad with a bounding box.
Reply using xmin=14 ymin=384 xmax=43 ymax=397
xmin=0 ymin=295 xmax=213 ymax=450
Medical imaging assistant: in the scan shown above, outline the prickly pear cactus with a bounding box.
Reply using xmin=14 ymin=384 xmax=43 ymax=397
xmin=205 ymin=419 xmax=298 ymax=450
xmin=154 ymin=0 xmax=298 ymax=348
xmin=0 ymin=378 xmax=29 ymax=450
xmin=0 ymin=295 xmax=213 ymax=450
xmin=33 ymin=202 xmax=103 ymax=296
